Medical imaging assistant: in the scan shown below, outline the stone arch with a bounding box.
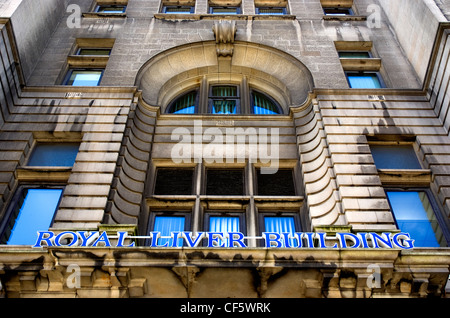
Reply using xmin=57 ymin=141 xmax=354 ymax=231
xmin=134 ymin=41 xmax=315 ymax=112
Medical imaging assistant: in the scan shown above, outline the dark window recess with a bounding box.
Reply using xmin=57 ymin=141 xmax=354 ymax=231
xmin=257 ymin=169 xmax=296 ymax=196
xmin=206 ymin=169 xmax=244 ymax=195
xmin=154 ymin=169 xmax=194 ymax=195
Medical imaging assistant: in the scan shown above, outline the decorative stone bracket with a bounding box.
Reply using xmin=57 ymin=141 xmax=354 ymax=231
xmin=212 ymin=20 xmax=237 ymax=57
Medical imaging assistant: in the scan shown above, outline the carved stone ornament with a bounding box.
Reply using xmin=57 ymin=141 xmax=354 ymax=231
xmin=212 ymin=20 xmax=237 ymax=57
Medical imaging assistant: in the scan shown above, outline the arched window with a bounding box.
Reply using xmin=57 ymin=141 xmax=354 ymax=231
xmin=166 ymin=90 xmax=198 ymax=114
xmin=251 ymin=90 xmax=282 ymax=115
xmin=166 ymin=84 xmax=283 ymax=115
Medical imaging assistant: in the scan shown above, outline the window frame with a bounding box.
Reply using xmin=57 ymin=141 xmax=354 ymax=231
xmin=166 ymin=88 xmax=200 ymax=114
xmin=250 ymin=89 xmax=283 ymax=115
xmin=258 ymin=211 xmax=302 ymax=247
xmin=205 ymin=167 xmax=246 ymax=196
xmin=153 ymin=167 xmax=195 ymax=196
xmin=162 ymin=5 xmax=195 ymax=14
xmin=345 ymin=71 xmax=385 ymax=89
xmin=0 ymin=185 xmax=65 ymax=245
xmin=147 ymin=211 xmax=191 ymax=246
xmin=63 ymin=68 xmax=104 ymax=86
xmin=385 ymin=188 xmax=450 ymax=247
xmin=76 ymin=48 xmax=112 ymax=56
xmin=255 ymin=6 xmax=287 ymax=15
xmin=255 ymin=168 xmax=296 ymax=196
xmin=26 ymin=142 xmax=80 ymax=167
xmin=323 ymin=7 xmax=354 ymax=16
xmin=209 ymin=5 xmax=241 ymax=14
xmin=208 ymin=85 xmax=241 ymax=115
xmin=204 ymin=211 xmax=246 ymax=246
xmin=94 ymin=4 xmax=127 ymax=13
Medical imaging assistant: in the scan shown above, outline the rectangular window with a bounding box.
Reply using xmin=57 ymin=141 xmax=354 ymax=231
xmin=1 ymin=187 xmax=63 ymax=245
xmin=386 ymin=191 xmax=447 ymax=247
xmin=338 ymin=51 xmax=371 ymax=58
xmin=209 ymin=215 xmax=240 ymax=232
xmin=263 ymin=215 xmax=297 ymax=247
xmin=255 ymin=7 xmax=286 ymax=15
xmin=154 ymin=168 xmax=194 ymax=195
xmin=152 ymin=214 xmax=186 ymax=246
xmin=256 ymin=168 xmax=296 ymax=196
xmin=206 ymin=214 xmax=243 ymax=246
xmin=210 ymin=6 xmax=240 ymax=14
xmin=346 ymin=72 xmax=384 ymax=89
xmin=27 ymin=143 xmax=79 ymax=167
xmin=64 ymin=69 xmax=104 ymax=86
xmin=370 ymin=144 xmax=421 ymax=169
xmin=76 ymin=48 xmax=112 ymax=56
xmin=206 ymin=169 xmax=244 ymax=195
xmin=209 ymin=85 xmax=240 ymax=114
xmin=95 ymin=5 xmax=127 ymax=13
xmin=323 ymin=7 xmax=354 ymax=15
xmin=162 ymin=5 xmax=195 ymax=13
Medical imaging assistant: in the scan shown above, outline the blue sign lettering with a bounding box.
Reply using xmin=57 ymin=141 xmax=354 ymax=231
xmin=31 ymin=230 xmax=415 ymax=249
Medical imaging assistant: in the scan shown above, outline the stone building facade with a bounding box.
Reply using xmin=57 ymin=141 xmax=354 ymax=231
xmin=0 ymin=0 xmax=448 ymax=298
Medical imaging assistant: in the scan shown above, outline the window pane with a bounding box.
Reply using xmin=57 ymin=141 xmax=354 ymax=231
xmin=154 ymin=169 xmax=194 ymax=195
xmin=163 ymin=6 xmax=194 ymax=13
xmin=264 ymin=216 xmax=296 ymax=247
xmin=257 ymin=169 xmax=296 ymax=196
xmin=209 ymin=216 xmax=240 ymax=232
xmin=257 ymin=7 xmax=286 ymax=15
xmin=96 ymin=5 xmax=126 ymax=13
xmin=338 ymin=51 xmax=371 ymax=58
xmin=168 ymin=91 xmax=198 ymax=114
xmin=27 ymin=143 xmax=79 ymax=167
xmin=323 ymin=8 xmax=353 ymax=15
xmin=7 ymin=189 xmax=63 ymax=245
xmin=212 ymin=100 xmax=237 ymax=114
xmin=210 ymin=7 xmax=240 ymax=14
xmin=370 ymin=145 xmax=421 ymax=169
xmin=154 ymin=216 xmax=185 ymax=246
xmin=347 ymin=73 xmax=382 ymax=88
xmin=252 ymin=91 xmax=281 ymax=115
xmin=77 ymin=48 xmax=111 ymax=56
xmin=212 ymin=86 xmax=237 ymax=97
xmin=66 ymin=70 xmax=103 ymax=86
xmin=387 ymin=191 xmax=446 ymax=247
xmin=206 ymin=169 xmax=244 ymax=195
xmin=210 ymin=86 xmax=239 ymax=114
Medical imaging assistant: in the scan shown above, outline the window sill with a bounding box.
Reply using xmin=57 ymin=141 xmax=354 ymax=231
xmin=16 ymin=167 xmax=72 ymax=182
xmin=378 ymin=169 xmax=432 ymax=186
xmin=323 ymin=15 xmax=367 ymax=21
xmin=154 ymin=13 xmax=296 ymax=21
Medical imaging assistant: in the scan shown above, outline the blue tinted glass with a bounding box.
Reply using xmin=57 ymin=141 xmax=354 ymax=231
xmin=169 ymin=91 xmax=197 ymax=114
xmin=7 ymin=189 xmax=63 ymax=245
xmin=387 ymin=191 xmax=444 ymax=247
xmin=28 ymin=143 xmax=79 ymax=167
xmin=252 ymin=91 xmax=281 ymax=115
xmin=371 ymin=145 xmax=421 ymax=169
xmin=347 ymin=73 xmax=382 ymax=88
xmin=264 ymin=216 xmax=296 ymax=247
xmin=212 ymin=100 xmax=237 ymax=114
xmin=154 ymin=216 xmax=185 ymax=246
xmin=66 ymin=70 xmax=103 ymax=86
